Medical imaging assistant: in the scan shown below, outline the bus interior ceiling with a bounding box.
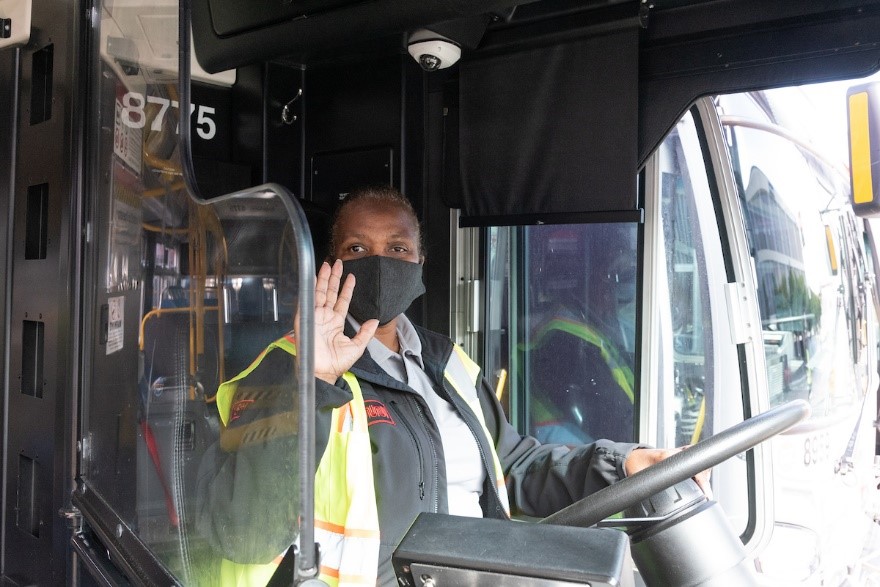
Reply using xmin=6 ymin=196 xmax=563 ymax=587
xmin=185 ymin=0 xmax=880 ymax=273
xmin=190 ymin=2 xmax=880 ymax=170
xmin=180 ymin=0 xmax=880 ymax=333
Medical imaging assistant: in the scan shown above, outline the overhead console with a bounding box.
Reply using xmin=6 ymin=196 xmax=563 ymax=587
xmin=190 ymin=0 xmax=531 ymax=72
xmin=187 ymin=0 xmax=880 ymax=227
xmin=207 ymin=0 xmax=356 ymax=37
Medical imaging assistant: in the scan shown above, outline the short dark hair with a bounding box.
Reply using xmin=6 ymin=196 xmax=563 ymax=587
xmin=328 ymin=186 xmax=424 ymax=259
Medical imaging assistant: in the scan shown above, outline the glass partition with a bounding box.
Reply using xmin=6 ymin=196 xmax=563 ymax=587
xmin=81 ymin=3 xmax=306 ymax=583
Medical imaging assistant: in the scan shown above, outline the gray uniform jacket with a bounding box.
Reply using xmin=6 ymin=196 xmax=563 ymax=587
xmin=197 ymin=323 xmax=644 ymax=586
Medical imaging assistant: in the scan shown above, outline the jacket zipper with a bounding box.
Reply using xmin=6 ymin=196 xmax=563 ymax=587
xmin=438 ymin=380 xmax=509 ymax=519
xmin=412 ymin=400 xmax=440 ymax=513
xmin=391 ymin=400 xmax=427 ymax=503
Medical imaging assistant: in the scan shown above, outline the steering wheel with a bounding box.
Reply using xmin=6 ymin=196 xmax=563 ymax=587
xmin=540 ymin=399 xmax=811 ymax=528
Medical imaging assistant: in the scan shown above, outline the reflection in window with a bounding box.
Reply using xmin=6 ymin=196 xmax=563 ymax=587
xmin=654 ymin=110 xmax=756 ymax=536
xmin=486 ymin=223 xmax=638 ymax=444
xmin=723 ymin=92 xmax=866 ymax=416
xmin=85 ymin=5 xmax=300 ymax=584
xmin=656 ymin=117 xmax=715 ymax=448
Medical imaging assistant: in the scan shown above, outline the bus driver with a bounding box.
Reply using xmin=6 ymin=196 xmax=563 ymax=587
xmin=199 ymin=186 xmax=710 ymax=586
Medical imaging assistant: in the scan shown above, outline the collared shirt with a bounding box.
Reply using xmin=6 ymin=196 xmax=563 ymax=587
xmin=352 ymin=314 xmax=485 ymax=518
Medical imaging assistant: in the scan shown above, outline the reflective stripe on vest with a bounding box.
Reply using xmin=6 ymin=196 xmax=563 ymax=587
xmin=314 ymin=371 xmax=380 ymax=587
xmin=445 ymin=345 xmax=511 ymax=517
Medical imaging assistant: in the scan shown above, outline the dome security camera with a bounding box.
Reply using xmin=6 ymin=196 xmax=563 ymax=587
xmin=407 ymin=32 xmax=461 ymax=71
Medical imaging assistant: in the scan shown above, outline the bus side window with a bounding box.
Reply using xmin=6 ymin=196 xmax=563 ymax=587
xmin=721 ymin=92 xmax=864 ymax=411
xmin=485 ymin=223 xmax=638 ymax=443
xmin=719 ymin=87 xmax=880 ymax=584
xmin=520 ymin=223 xmax=639 ymax=443
xmin=651 ymin=109 xmax=751 ymax=534
xmin=656 ymin=123 xmax=715 ymax=447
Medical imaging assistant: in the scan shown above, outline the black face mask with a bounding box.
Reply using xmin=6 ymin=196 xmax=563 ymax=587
xmin=342 ymin=256 xmax=426 ymax=326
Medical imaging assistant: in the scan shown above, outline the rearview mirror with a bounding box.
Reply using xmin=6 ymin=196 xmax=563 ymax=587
xmin=847 ymin=82 xmax=880 ymax=217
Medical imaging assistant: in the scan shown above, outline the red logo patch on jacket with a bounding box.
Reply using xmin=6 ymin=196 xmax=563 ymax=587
xmin=229 ymin=399 xmax=254 ymax=423
xmin=364 ymin=399 xmax=395 ymax=426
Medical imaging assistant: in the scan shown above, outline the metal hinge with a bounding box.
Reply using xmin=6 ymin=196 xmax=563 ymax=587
xmin=60 ymin=504 xmax=83 ymax=534
xmin=724 ymin=281 xmax=757 ymax=345
xmin=464 ymin=279 xmax=481 ymax=334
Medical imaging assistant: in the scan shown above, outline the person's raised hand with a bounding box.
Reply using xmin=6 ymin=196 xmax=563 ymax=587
xmin=623 ymin=446 xmax=713 ymax=499
xmin=310 ymin=260 xmax=378 ymax=384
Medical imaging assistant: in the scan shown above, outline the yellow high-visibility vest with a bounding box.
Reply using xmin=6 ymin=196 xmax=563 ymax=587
xmin=446 ymin=345 xmax=511 ymax=516
xmin=214 ymin=336 xmax=509 ymax=586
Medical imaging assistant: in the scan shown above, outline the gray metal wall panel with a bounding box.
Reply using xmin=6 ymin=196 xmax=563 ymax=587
xmin=3 ymin=0 xmax=80 ymax=584
xmin=0 ymin=39 xmax=17 ymax=587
